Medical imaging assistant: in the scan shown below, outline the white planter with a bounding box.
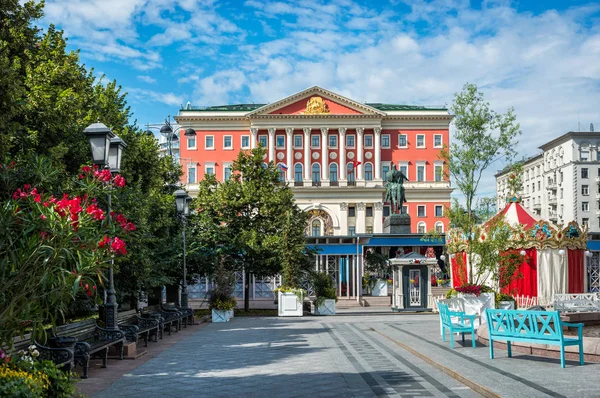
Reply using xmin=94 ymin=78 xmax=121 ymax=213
xmin=498 ymin=301 xmax=515 ymax=310
xmin=371 ymin=279 xmax=388 ymax=296
xmin=278 ymin=291 xmax=303 ymax=317
xmin=314 ymin=299 xmax=336 ymax=315
xmin=226 ymin=309 xmax=234 ymax=319
xmin=457 ymin=292 xmax=495 ymax=329
xmin=212 ymin=309 xmax=230 ymax=323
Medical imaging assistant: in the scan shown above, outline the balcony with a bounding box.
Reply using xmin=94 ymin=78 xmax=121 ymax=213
xmin=347 ymin=180 xmax=356 ymax=186
xmin=532 ymin=201 xmax=541 ymax=210
xmin=548 ymin=211 xmax=558 ymax=221
xmin=294 ymin=181 xmax=304 ymax=187
xmin=546 ymin=180 xmax=557 ymax=190
xmin=329 ymin=181 xmax=339 ymax=187
xmin=548 ymin=196 xmax=558 ymax=205
xmin=312 ymin=181 xmax=321 ymax=187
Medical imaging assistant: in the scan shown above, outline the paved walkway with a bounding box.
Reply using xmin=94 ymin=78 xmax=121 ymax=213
xmin=90 ymin=314 xmax=600 ymax=397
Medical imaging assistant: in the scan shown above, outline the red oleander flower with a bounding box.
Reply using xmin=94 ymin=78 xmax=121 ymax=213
xmin=113 ymin=174 xmax=126 ymax=187
xmin=110 ymin=237 xmax=127 ymax=255
xmin=98 ymin=236 xmax=110 ymax=249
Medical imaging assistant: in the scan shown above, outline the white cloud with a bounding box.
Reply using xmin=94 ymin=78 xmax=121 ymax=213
xmin=127 ymin=88 xmax=184 ymax=107
xmin=137 ymin=75 xmax=157 ymax=84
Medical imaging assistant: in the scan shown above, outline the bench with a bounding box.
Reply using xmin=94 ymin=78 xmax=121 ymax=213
xmin=10 ymin=337 xmax=75 ymax=371
xmin=486 ymin=309 xmax=584 ymax=368
xmin=438 ymin=302 xmax=477 ymax=349
xmin=162 ymin=304 xmax=195 ymax=327
xmin=54 ymin=319 xmax=125 ymax=378
xmin=553 ymin=294 xmax=600 ymax=313
xmin=141 ymin=305 xmax=182 ymax=338
xmin=117 ymin=309 xmax=160 ymax=347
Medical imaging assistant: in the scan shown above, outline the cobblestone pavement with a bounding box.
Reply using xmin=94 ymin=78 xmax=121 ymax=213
xmin=93 ymin=315 xmax=479 ymax=397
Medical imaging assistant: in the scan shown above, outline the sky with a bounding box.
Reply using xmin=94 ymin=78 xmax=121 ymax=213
xmin=39 ymin=0 xmax=600 ymax=200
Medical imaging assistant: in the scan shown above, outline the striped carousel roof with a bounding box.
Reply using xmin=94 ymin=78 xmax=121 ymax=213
xmin=499 ymin=201 xmax=540 ymax=229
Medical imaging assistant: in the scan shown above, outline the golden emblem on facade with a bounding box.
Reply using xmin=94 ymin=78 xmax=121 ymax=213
xmin=302 ymin=96 xmax=330 ymax=115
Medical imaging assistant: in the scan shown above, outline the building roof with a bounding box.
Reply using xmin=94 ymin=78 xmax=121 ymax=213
xmin=539 ymin=131 xmax=600 ymax=151
xmin=179 ymin=102 xmax=447 ymax=113
xmin=365 ymin=103 xmax=447 ymax=111
xmin=494 ymin=153 xmax=543 ymax=177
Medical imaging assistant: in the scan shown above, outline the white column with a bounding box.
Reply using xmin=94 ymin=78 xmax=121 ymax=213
xmin=267 ymin=128 xmax=276 ymax=163
xmin=303 ymin=127 xmax=311 ymax=181
xmin=250 ymin=128 xmax=258 ymax=149
xmin=356 ymin=202 xmax=366 ymax=233
xmin=285 ymin=127 xmax=293 ymax=181
xmin=357 ymin=253 xmax=362 ymax=303
xmin=356 ymin=127 xmax=364 ymax=181
xmin=339 ymin=127 xmax=347 ymax=181
xmin=374 ymin=202 xmax=383 ymax=233
xmin=321 ymin=127 xmax=329 ymax=182
xmin=374 ymin=127 xmax=381 ymax=181
xmin=346 ymin=257 xmax=350 ymax=299
xmin=340 ymin=202 xmax=348 ymax=235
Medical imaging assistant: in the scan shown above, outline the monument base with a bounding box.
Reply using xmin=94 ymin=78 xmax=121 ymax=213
xmin=383 ymin=213 xmax=411 ymax=234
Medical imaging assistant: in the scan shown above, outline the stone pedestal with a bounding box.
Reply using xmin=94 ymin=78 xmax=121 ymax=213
xmin=383 ymin=213 xmax=411 ymax=234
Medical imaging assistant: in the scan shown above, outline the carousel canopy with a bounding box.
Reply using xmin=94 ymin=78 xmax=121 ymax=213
xmin=498 ymin=201 xmax=541 ymax=229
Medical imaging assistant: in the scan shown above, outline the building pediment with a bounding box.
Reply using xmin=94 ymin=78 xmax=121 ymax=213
xmin=246 ymin=86 xmax=387 ymax=117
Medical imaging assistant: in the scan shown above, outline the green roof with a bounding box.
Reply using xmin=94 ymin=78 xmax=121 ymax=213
xmin=180 ymin=104 xmax=266 ymax=112
xmin=366 ymin=103 xmax=447 ymax=111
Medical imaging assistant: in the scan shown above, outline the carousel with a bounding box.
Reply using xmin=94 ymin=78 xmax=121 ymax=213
xmin=446 ymin=198 xmax=589 ymax=305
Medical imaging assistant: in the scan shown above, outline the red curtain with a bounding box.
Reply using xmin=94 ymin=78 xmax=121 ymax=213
xmin=568 ymin=249 xmax=585 ymax=293
xmin=502 ymin=248 xmax=537 ymax=297
xmin=451 ymin=252 xmax=467 ymax=288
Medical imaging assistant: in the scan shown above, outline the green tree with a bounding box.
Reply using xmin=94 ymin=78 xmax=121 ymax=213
xmin=441 ymin=83 xmax=521 ymax=283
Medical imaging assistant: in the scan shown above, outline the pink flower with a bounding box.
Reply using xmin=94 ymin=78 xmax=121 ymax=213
xmin=110 ymin=237 xmax=127 ymax=255
xmin=113 ymin=174 xmax=126 ymax=188
xmin=98 ymin=236 xmax=110 ymax=249
xmin=40 ymin=214 xmax=47 ymax=220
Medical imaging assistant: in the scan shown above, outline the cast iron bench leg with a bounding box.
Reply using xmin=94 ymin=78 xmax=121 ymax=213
xmin=102 ymin=347 xmax=108 ymax=368
xmin=118 ymin=342 xmax=124 ymax=360
xmin=82 ymin=353 xmax=90 ymax=379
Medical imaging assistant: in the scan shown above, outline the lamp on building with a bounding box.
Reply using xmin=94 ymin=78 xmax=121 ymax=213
xmin=83 ymin=120 xmax=126 ymax=330
xmin=145 ymin=116 xmax=196 ymax=158
xmin=174 ymin=189 xmax=192 ymax=309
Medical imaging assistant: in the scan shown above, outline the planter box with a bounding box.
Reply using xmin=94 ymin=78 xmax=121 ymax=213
xmin=372 ymin=279 xmax=388 ymax=297
xmin=498 ymin=301 xmax=515 ymax=310
xmin=278 ymin=291 xmax=303 ymax=317
xmin=314 ymin=299 xmax=336 ymax=316
xmin=458 ymin=292 xmax=495 ymax=329
xmin=212 ymin=309 xmax=231 ymax=323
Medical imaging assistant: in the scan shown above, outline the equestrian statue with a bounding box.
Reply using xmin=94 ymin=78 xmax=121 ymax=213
xmin=384 ymin=164 xmax=409 ymax=214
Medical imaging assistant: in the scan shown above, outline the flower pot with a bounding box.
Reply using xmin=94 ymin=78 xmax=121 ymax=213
xmin=212 ymin=308 xmax=231 ymax=323
xmin=498 ymin=300 xmax=515 ymax=310
xmin=278 ymin=291 xmax=303 ymax=317
xmin=314 ymin=299 xmax=336 ymax=316
xmin=371 ymin=279 xmax=388 ymax=296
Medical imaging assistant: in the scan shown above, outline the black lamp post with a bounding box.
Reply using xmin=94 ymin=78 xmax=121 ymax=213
xmin=174 ymin=189 xmax=192 ymax=309
xmin=84 ymin=120 xmax=126 ymax=330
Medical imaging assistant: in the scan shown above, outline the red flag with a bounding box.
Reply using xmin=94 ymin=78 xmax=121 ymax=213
xmin=352 ymin=159 xmax=362 ymax=169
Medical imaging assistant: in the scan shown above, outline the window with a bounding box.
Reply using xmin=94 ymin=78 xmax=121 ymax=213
xmin=434 ymin=135 xmax=442 ymax=148
xmin=348 ymin=226 xmax=356 ymax=236
xmin=366 ymin=206 xmax=373 ymax=217
xmin=582 ymin=185 xmax=589 ymax=195
xmin=398 ymin=134 xmax=407 ymax=148
xmin=223 ymin=136 xmax=232 ymax=149
xmin=417 ymin=165 xmax=425 ymax=182
xmin=435 ymin=205 xmax=443 ymax=217
xmin=241 ymin=135 xmax=250 ymax=149
xmin=329 ymin=164 xmax=338 ymax=182
xmin=348 ymin=206 xmax=356 ymax=217
xmin=205 ymin=136 xmax=214 ymax=149
xmin=417 ymin=205 xmax=426 ymax=217
xmin=188 ymin=167 xmax=196 ymax=183
xmin=346 ymin=135 xmax=355 ymax=147
xmin=347 ymin=163 xmax=355 ymax=182
xmin=294 ymin=164 xmax=303 ymax=182
xmin=435 ymin=165 xmax=443 ymax=182
xmin=382 ymin=164 xmax=390 ymax=180
xmin=435 ymin=222 xmax=444 ymax=234
xmin=294 ymin=135 xmax=302 ymax=148
xmin=383 ymin=206 xmax=390 ymax=217
xmin=417 ymin=222 xmax=426 ymax=234
xmin=224 ymin=165 xmax=232 ymax=180
xmin=416 ymin=135 xmax=425 ymax=148
xmin=364 ymin=135 xmax=373 ymax=147
xmin=258 ymin=135 xmax=267 ymax=147
xmin=582 ymin=202 xmax=589 ymax=212
xmin=582 ymin=168 xmax=589 ymax=178
xmin=582 ymin=218 xmax=589 ymax=228
xmin=311 ymin=220 xmax=321 ymax=237
xmin=187 ymin=137 xmax=196 ymax=149
xmin=581 ymin=148 xmax=590 ymax=161
xmin=312 ymin=163 xmax=320 ymax=182
xmin=329 ymin=135 xmax=337 ymax=148
xmin=277 ymin=164 xmax=286 ymax=182
xmin=276 ymin=135 xmax=285 ymax=148
xmin=205 ymin=165 xmax=214 ymax=176
xmin=365 ymin=163 xmax=373 ymax=180
xmin=381 ymin=134 xmax=390 ymax=148
xmin=531 ymin=183 xmax=535 ymax=193
xmin=311 ymin=135 xmax=320 ymax=148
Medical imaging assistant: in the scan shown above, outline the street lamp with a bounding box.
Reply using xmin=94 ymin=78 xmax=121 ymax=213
xmin=83 ymin=120 xmax=126 ymax=330
xmin=174 ymin=189 xmax=192 ymax=309
xmin=145 ymin=116 xmax=196 ymax=158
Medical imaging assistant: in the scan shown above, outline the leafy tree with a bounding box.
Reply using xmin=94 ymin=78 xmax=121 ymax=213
xmin=441 ymin=83 xmax=521 ymax=283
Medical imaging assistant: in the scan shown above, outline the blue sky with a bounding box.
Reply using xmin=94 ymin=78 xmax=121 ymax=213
xmin=41 ymin=0 xmax=600 ymax=198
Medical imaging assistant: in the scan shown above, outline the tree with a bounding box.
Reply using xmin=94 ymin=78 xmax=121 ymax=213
xmin=191 ymin=147 xmax=314 ymax=311
xmin=441 ymin=83 xmax=521 ymax=283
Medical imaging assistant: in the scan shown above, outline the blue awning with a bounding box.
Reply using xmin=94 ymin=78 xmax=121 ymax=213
xmin=588 ymin=241 xmax=600 ymax=251
xmin=366 ymin=237 xmax=445 ymax=246
xmin=308 ymin=244 xmax=361 ymax=255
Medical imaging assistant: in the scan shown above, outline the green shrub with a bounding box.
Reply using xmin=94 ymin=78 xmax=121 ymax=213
xmin=310 ymin=272 xmax=337 ymax=307
xmin=495 ymin=293 xmax=518 ymax=309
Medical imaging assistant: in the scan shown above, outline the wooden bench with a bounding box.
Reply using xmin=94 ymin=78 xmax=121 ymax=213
xmin=553 ymin=294 xmax=600 ymax=313
xmin=438 ymin=302 xmax=477 ymax=349
xmin=141 ymin=305 xmax=183 ymax=338
xmin=54 ymin=319 xmax=125 ymax=378
xmin=486 ymin=309 xmax=584 ymax=368
xmin=10 ymin=336 xmax=75 ymax=371
xmin=117 ymin=309 xmax=160 ymax=347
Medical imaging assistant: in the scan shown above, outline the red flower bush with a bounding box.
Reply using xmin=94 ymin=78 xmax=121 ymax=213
xmin=455 ymin=284 xmax=483 ymax=296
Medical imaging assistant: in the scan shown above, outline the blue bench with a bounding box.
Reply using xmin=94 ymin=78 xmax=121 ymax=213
xmin=438 ymin=302 xmax=477 ymax=349
xmin=486 ymin=309 xmax=584 ymax=368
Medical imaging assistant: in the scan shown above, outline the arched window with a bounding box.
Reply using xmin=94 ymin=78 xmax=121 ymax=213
xmin=277 ymin=163 xmax=286 ymax=182
xmin=417 ymin=222 xmax=426 ymax=234
xmin=347 ymin=163 xmax=355 ymax=182
xmin=294 ymin=163 xmax=303 ymax=182
xmin=329 ymin=163 xmax=338 ymax=182
xmin=435 ymin=222 xmax=444 ymax=234
xmin=364 ymin=163 xmax=373 ymax=181
xmin=312 ymin=163 xmax=321 ymax=182
xmin=311 ymin=219 xmax=321 ymax=236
